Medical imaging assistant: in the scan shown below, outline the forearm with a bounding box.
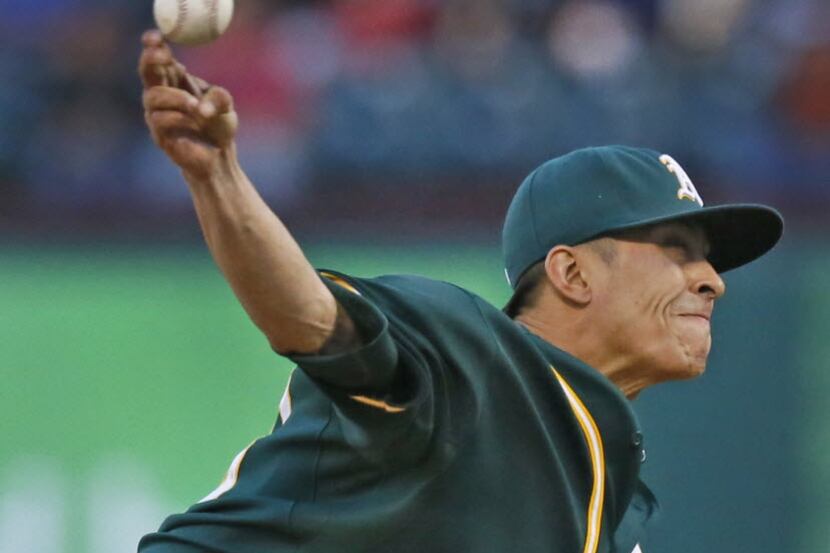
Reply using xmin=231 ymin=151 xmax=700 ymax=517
xmin=183 ymin=147 xmax=337 ymax=354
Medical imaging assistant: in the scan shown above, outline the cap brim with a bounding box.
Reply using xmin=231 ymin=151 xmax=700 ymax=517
xmin=606 ymin=204 xmax=784 ymax=273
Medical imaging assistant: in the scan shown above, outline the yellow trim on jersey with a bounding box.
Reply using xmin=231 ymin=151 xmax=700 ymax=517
xmin=350 ymin=394 xmax=406 ymax=413
xmin=320 ymin=272 xmax=406 ymax=415
xmin=553 ymin=367 xmax=606 ymax=553
xmin=319 ymin=274 xmax=403 ymax=413
xmin=320 ymin=271 xmax=361 ymax=295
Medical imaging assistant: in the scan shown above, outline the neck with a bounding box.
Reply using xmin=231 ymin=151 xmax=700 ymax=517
xmin=515 ymin=311 xmax=659 ymax=399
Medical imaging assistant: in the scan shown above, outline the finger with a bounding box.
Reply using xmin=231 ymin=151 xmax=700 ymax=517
xmin=159 ymin=59 xmax=189 ymax=90
xmin=164 ymin=62 xmax=181 ymax=89
xmin=198 ymin=86 xmax=234 ymax=119
xmin=190 ymin=75 xmax=211 ymax=92
xmin=142 ymin=29 xmax=165 ymax=47
xmin=147 ymin=110 xmax=202 ymax=139
xmin=138 ymin=46 xmax=174 ymax=88
xmin=143 ymin=86 xmax=199 ymax=113
xmin=182 ymin=73 xmax=211 ymax=99
xmin=138 ymin=35 xmax=181 ymax=89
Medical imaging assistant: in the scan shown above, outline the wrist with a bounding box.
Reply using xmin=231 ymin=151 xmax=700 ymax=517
xmin=182 ymin=144 xmax=242 ymax=190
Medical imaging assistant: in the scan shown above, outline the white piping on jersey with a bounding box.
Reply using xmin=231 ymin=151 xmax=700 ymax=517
xmin=279 ymin=372 xmax=294 ymax=423
xmin=632 ymin=544 xmax=643 ymax=553
xmin=553 ymin=367 xmax=606 ymax=553
xmin=198 ymin=374 xmax=295 ymax=504
xmin=198 ymin=442 xmax=254 ymax=503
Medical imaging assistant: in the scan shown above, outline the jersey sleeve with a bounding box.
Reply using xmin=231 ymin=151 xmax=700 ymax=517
xmin=289 ymin=274 xmax=400 ymax=392
xmin=286 ymin=271 xmax=490 ymax=463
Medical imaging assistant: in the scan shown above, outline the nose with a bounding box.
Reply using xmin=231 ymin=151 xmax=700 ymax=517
xmin=689 ymin=259 xmax=726 ymax=299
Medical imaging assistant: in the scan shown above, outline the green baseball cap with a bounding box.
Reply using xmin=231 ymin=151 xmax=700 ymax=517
xmin=502 ymin=145 xmax=784 ymax=288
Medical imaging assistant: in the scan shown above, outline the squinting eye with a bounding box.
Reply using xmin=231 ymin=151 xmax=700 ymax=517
xmin=662 ymin=239 xmax=694 ymax=259
xmin=663 ymin=240 xmax=688 ymax=250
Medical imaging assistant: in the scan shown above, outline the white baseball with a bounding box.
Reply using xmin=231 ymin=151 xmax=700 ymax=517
xmin=153 ymin=0 xmax=235 ymax=46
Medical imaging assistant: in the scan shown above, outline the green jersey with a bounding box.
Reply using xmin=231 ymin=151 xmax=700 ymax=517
xmin=139 ymin=271 xmax=657 ymax=553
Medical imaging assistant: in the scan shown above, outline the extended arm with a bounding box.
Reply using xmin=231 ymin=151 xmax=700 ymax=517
xmin=138 ymin=30 xmax=357 ymax=354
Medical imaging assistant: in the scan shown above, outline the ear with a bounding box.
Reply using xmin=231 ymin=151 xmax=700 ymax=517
xmin=544 ymin=246 xmax=592 ymax=306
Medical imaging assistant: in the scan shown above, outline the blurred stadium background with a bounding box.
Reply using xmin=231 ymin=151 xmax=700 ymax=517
xmin=1 ymin=0 xmax=828 ymax=551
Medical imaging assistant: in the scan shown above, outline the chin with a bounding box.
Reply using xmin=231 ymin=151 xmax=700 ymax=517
xmin=659 ymin=351 xmax=708 ymax=382
xmin=676 ymin=352 xmax=709 ymax=380
xmin=660 ymin=365 xmax=704 ymax=382
xmin=685 ymin=361 xmax=707 ymax=379
xmin=667 ymin=335 xmax=711 ymax=380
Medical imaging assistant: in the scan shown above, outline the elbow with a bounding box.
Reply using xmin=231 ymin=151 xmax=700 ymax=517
xmin=264 ymin=292 xmax=339 ymax=355
xmin=268 ymin=331 xmax=331 ymax=357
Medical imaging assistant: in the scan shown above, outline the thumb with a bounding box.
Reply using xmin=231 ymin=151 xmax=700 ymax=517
xmin=198 ymin=85 xmax=239 ymax=147
xmin=198 ymin=86 xmax=234 ymax=119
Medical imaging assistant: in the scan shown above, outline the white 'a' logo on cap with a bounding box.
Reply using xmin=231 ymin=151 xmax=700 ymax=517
xmin=659 ymin=154 xmax=703 ymax=206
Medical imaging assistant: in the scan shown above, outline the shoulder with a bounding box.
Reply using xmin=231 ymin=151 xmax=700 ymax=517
xmin=322 ymin=270 xmax=484 ymax=313
xmin=320 ymin=270 xmax=511 ymax=340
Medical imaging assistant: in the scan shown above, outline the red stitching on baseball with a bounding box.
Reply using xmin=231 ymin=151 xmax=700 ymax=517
xmin=205 ymin=0 xmax=219 ymax=40
xmin=167 ymin=0 xmax=188 ymax=41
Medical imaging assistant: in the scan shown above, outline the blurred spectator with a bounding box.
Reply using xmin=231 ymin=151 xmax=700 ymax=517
xmin=549 ymin=0 xmax=643 ymax=80
xmin=2 ymin=0 xmax=829 ymax=233
xmin=774 ymin=42 xmax=830 ymax=198
xmin=780 ymin=45 xmax=830 ymax=134
xmin=18 ymin=6 xmax=143 ymax=212
xmin=308 ymin=0 xmax=439 ymax=179
xmin=429 ymin=0 xmax=557 ymax=171
xmin=545 ymin=1 xmax=678 ymax=152
xmin=658 ymin=0 xmax=753 ymax=55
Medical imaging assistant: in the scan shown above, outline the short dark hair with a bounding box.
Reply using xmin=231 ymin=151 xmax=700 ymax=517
xmin=503 ymin=261 xmax=546 ymax=318
xmin=502 ymin=238 xmax=618 ymax=318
